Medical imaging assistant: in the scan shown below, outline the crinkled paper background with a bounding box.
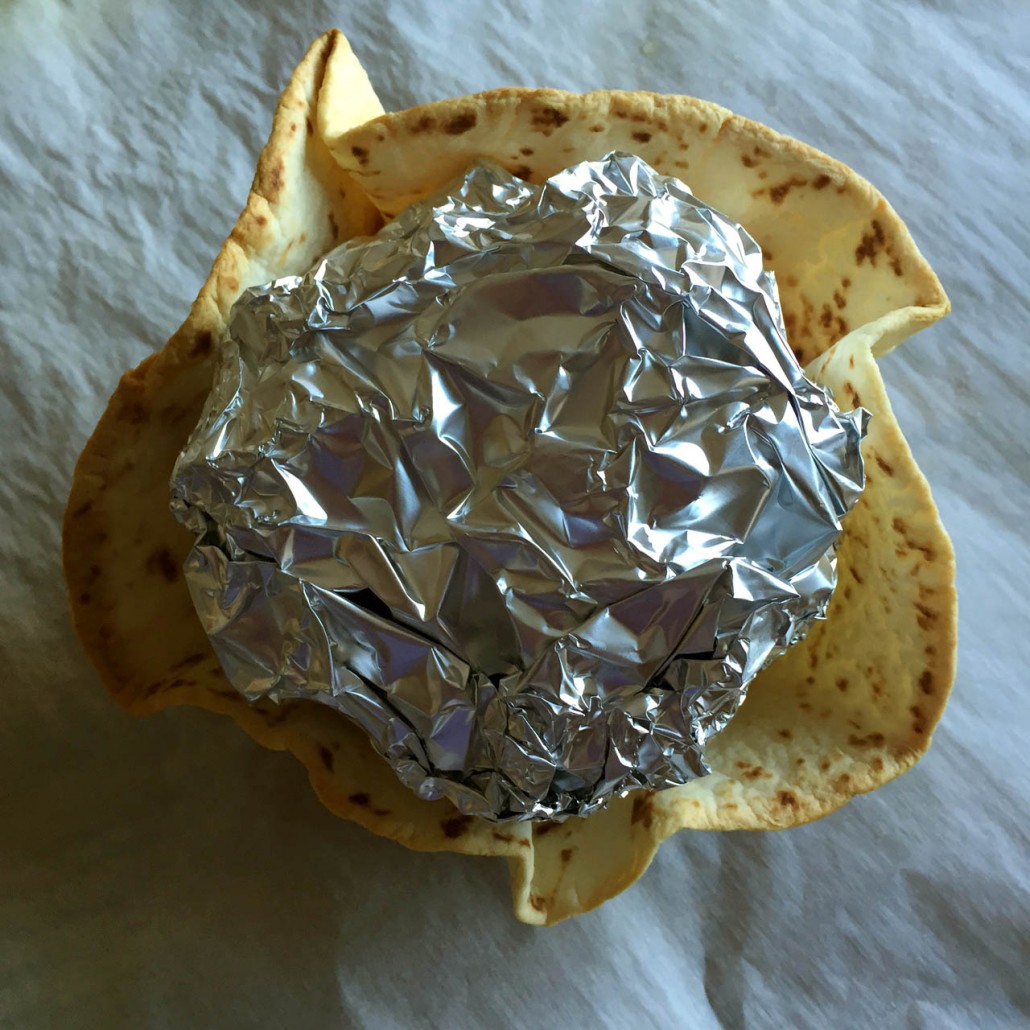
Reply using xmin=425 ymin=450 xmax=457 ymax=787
xmin=1 ymin=1 xmax=1026 ymax=1026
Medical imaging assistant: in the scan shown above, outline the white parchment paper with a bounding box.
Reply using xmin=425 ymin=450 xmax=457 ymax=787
xmin=1 ymin=2 xmax=1027 ymax=1026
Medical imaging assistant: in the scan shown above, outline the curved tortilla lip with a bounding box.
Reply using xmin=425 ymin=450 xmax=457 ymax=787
xmin=62 ymin=29 xmax=955 ymax=926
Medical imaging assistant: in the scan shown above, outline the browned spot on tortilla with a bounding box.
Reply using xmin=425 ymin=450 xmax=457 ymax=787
xmin=871 ymin=756 xmax=884 ymax=772
xmin=318 ymin=746 xmax=334 ymax=772
xmin=511 ymin=164 xmax=533 ymax=180
xmin=834 ymin=290 xmax=847 ymax=310
xmin=812 ymin=173 xmax=832 ymax=190
xmin=146 ymin=547 xmax=178 ymax=584
xmin=632 ymin=130 xmax=652 ymax=143
xmin=698 ymin=122 xmax=708 ymax=133
xmin=768 ymin=176 xmax=807 ymax=204
xmin=262 ymin=708 xmax=291 ymax=728
xmin=349 ymin=792 xmax=370 ymax=806
xmin=328 ymin=211 xmax=339 ymax=240
xmin=743 ymin=766 xmax=769 ymax=781
xmin=72 ymin=500 xmax=92 ymax=519
xmin=820 ymin=304 xmax=834 ymax=329
xmin=855 ymin=219 xmax=886 ymax=266
xmin=560 ymin=848 xmax=574 ymax=865
xmin=631 ymin=792 xmax=655 ymax=829
xmin=535 ymin=821 xmax=560 ymax=837
xmin=492 ymin=831 xmax=530 ymax=848
xmin=189 ymin=329 xmax=214 ymax=360
xmin=410 ymin=115 xmax=435 ymax=134
xmin=809 ymin=651 xmax=820 ymax=670
xmin=174 ymin=652 xmax=206 ymax=670
xmin=776 ymin=790 xmax=798 ymax=808
xmin=305 ymin=116 xmax=313 ymax=137
xmin=255 ymin=214 xmax=268 ymax=228
xmin=893 ymin=520 xmax=937 ymax=563
xmin=890 ymin=256 xmax=903 ymax=276
xmin=532 ymin=105 xmax=568 ymax=130
xmin=121 ymin=398 xmax=148 ymax=426
xmin=778 ymin=729 xmax=793 ymax=740
xmin=444 ymin=112 xmax=477 ymax=135
xmin=784 ymin=313 xmax=797 ymax=337
xmin=833 ymin=773 xmax=852 ymax=792
xmin=915 ymin=603 xmax=938 ymax=631
xmin=764 ymin=249 xmax=774 ymax=263
xmin=741 ymin=154 xmax=758 ymax=168
xmin=441 ymin=814 xmax=473 ymax=839
xmin=589 ymin=124 xmax=604 ymax=132
xmin=351 ymin=145 xmax=369 ymax=167
xmin=849 ymin=732 xmax=885 ymax=748
xmin=925 ymin=644 xmax=936 ymax=657
xmin=872 ymin=454 xmax=893 ymax=478
xmin=530 ymin=895 xmax=547 ymax=912
xmin=266 ymin=159 xmax=284 ymax=199
xmin=520 ymin=146 xmax=534 ymax=156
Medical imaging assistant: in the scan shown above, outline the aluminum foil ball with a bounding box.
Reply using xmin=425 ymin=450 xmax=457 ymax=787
xmin=172 ymin=153 xmax=866 ymax=821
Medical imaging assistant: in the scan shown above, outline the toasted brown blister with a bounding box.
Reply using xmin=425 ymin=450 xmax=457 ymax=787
xmin=64 ymin=30 xmax=954 ymax=926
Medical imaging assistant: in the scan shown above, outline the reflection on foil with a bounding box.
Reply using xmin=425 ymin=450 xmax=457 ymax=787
xmin=171 ymin=153 xmax=867 ymax=821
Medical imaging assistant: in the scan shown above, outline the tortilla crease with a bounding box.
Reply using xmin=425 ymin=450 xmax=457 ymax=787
xmin=64 ymin=29 xmax=955 ymax=926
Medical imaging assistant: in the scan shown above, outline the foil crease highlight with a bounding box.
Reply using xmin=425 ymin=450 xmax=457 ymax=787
xmin=171 ymin=153 xmax=867 ymax=821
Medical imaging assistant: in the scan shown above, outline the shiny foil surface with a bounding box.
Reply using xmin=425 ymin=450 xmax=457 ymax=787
xmin=171 ymin=153 xmax=867 ymax=821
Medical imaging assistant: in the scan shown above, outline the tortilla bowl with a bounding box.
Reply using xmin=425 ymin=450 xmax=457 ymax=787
xmin=63 ymin=29 xmax=955 ymax=925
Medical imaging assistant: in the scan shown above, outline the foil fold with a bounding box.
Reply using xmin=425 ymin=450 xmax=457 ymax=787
xmin=171 ymin=153 xmax=867 ymax=821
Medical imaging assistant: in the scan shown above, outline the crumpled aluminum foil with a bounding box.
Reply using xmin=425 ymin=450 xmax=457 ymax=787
xmin=171 ymin=152 xmax=867 ymax=821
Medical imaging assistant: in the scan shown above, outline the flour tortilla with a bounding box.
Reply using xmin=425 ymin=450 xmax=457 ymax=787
xmin=63 ymin=30 xmax=955 ymax=926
